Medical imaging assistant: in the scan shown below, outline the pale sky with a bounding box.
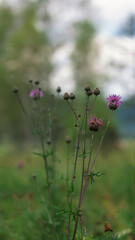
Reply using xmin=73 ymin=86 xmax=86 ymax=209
xmin=92 ymin=0 xmax=135 ymax=33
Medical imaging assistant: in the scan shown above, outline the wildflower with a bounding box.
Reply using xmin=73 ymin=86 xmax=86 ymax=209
xmin=69 ymin=93 xmax=76 ymax=100
xmin=93 ymin=87 xmax=100 ymax=96
xmin=106 ymin=94 xmax=123 ymax=110
xmin=65 ymin=136 xmax=71 ymax=144
xmin=29 ymin=88 xmax=43 ymax=100
xmin=104 ymin=222 xmax=113 ymax=232
xmin=46 ymin=138 xmax=51 ymax=145
xmin=34 ymin=80 xmax=40 ymax=85
xmin=86 ymin=89 xmax=93 ymax=96
xmin=17 ymin=161 xmax=24 ymax=169
xmin=84 ymin=84 xmax=91 ymax=92
xmin=63 ymin=92 xmax=69 ymax=100
xmin=56 ymin=86 xmax=61 ymax=93
xmin=32 ymin=174 xmax=36 ymax=180
xmin=13 ymin=86 xmax=19 ymax=93
xmin=88 ymin=115 xmax=104 ymax=132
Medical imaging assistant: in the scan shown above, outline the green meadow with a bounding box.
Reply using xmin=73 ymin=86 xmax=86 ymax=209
xmin=0 ymin=140 xmax=134 ymax=240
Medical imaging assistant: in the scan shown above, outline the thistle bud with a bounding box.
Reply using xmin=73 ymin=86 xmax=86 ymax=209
xmin=69 ymin=93 xmax=75 ymax=100
xmin=56 ymin=86 xmax=61 ymax=93
xmin=32 ymin=174 xmax=36 ymax=180
xmin=46 ymin=138 xmax=51 ymax=145
xmin=86 ymin=89 xmax=93 ymax=96
xmin=84 ymin=84 xmax=91 ymax=92
xmin=63 ymin=93 xmax=69 ymax=100
xmin=13 ymin=86 xmax=19 ymax=94
xmin=93 ymin=88 xmax=100 ymax=96
xmin=35 ymin=80 xmax=40 ymax=85
xmin=65 ymin=136 xmax=71 ymax=144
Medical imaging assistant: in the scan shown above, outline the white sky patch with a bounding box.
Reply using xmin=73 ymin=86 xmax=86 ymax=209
xmin=92 ymin=0 xmax=135 ymax=33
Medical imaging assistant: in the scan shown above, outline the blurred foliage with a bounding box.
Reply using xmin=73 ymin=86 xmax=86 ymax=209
xmin=72 ymin=20 xmax=96 ymax=85
xmin=0 ymin=1 xmax=52 ymax=142
xmin=0 ymin=140 xmax=134 ymax=239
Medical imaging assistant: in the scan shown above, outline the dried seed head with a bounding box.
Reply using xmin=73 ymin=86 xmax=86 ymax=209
xmin=56 ymin=86 xmax=61 ymax=93
xmin=93 ymin=88 xmax=100 ymax=96
xmin=13 ymin=86 xmax=19 ymax=94
xmin=69 ymin=93 xmax=75 ymax=100
xmin=86 ymin=89 xmax=93 ymax=96
xmin=84 ymin=84 xmax=91 ymax=92
xmin=65 ymin=136 xmax=71 ymax=144
xmin=35 ymin=80 xmax=40 ymax=85
xmin=75 ymin=123 xmax=78 ymax=128
xmin=78 ymin=114 xmax=81 ymax=118
xmin=29 ymin=80 xmax=33 ymax=83
xmin=63 ymin=92 xmax=69 ymax=100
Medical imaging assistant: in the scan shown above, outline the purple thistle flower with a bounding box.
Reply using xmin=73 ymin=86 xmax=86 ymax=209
xmin=29 ymin=89 xmax=43 ymax=100
xmin=88 ymin=115 xmax=104 ymax=132
xmin=106 ymin=94 xmax=123 ymax=110
xmin=17 ymin=161 xmax=25 ymax=169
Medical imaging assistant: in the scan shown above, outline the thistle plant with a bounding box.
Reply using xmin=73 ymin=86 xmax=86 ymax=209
xmin=13 ymin=81 xmax=63 ymax=238
xmin=63 ymin=87 xmax=123 ymax=240
xmin=13 ymin=82 xmax=123 ymax=239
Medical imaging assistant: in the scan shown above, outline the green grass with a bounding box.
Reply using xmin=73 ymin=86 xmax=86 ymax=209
xmin=0 ymin=140 xmax=134 ymax=240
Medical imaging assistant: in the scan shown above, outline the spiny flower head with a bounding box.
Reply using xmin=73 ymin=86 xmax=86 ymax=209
xmin=29 ymin=88 xmax=43 ymax=100
xmin=106 ymin=94 xmax=123 ymax=110
xmin=88 ymin=115 xmax=104 ymax=132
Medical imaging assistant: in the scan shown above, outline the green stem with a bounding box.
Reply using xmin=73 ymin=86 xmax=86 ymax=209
xmin=66 ymin=143 xmax=70 ymax=207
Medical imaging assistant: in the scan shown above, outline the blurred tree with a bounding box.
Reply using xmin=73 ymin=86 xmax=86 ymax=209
xmin=0 ymin=1 xmax=52 ymax=142
xmin=72 ymin=20 xmax=96 ymax=85
xmin=119 ymin=14 xmax=135 ymax=36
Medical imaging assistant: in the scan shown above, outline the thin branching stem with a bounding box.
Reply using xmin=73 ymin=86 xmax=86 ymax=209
xmin=71 ymin=96 xmax=89 ymax=240
xmin=16 ymin=93 xmax=28 ymax=117
xmin=72 ymin=111 xmax=113 ymax=240
xmin=88 ymin=110 xmax=113 ymax=176
xmin=81 ymin=110 xmax=113 ymax=206
xmin=36 ymin=100 xmax=56 ymax=238
xmin=80 ymin=133 xmax=94 ymax=203
xmin=67 ymin=101 xmax=79 ymax=123
xmin=66 ymin=143 xmax=70 ymax=207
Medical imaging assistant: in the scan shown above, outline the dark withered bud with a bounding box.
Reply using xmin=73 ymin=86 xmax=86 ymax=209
xmin=46 ymin=138 xmax=51 ymax=145
xmin=69 ymin=93 xmax=75 ymax=100
xmin=29 ymin=80 xmax=33 ymax=83
xmin=32 ymin=174 xmax=36 ymax=180
xmin=84 ymin=84 xmax=91 ymax=92
xmin=93 ymin=88 xmax=100 ymax=96
xmin=65 ymin=136 xmax=71 ymax=144
xmin=35 ymin=80 xmax=40 ymax=85
xmin=86 ymin=89 xmax=93 ymax=96
xmin=56 ymin=86 xmax=61 ymax=93
xmin=63 ymin=92 xmax=69 ymax=100
xmin=13 ymin=86 xmax=19 ymax=93
xmin=75 ymin=123 xmax=78 ymax=128
xmin=78 ymin=114 xmax=81 ymax=118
